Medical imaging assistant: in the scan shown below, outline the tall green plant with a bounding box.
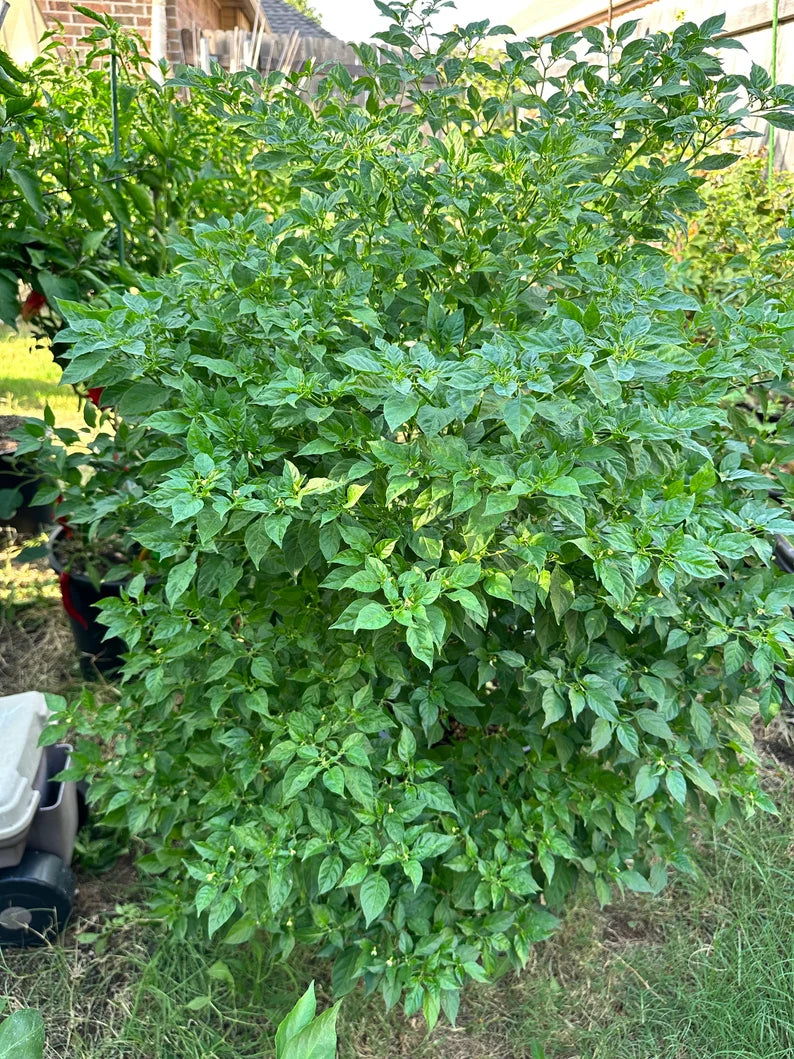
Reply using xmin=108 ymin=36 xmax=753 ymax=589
xmin=43 ymin=3 xmax=794 ymax=1025
xmin=0 ymin=15 xmax=278 ymax=345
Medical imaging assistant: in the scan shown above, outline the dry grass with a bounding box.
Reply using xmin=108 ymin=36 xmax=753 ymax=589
xmin=0 ymin=536 xmax=77 ymax=698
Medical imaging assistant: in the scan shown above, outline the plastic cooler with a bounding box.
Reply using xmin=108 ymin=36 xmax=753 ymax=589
xmin=0 ymin=692 xmax=79 ymax=946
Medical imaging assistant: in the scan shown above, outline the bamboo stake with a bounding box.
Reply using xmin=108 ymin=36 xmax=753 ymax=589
xmin=251 ymin=16 xmax=266 ymax=71
xmin=244 ymin=7 xmax=257 ymax=67
xmin=284 ymin=30 xmax=300 ymax=74
xmin=110 ymin=46 xmax=125 ymax=267
xmin=263 ymin=37 xmax=276 ymax=78
xmin=768 ymin=0 xmax=780 ymax=190
xmin=230 ymin=25 xmax=239 ymax=73
xmin=277 ymin=29 xmax=298 ymax=73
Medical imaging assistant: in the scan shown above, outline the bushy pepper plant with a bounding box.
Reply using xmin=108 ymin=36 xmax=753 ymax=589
xmin=46 ymin=3 xmax=794 ymax=1024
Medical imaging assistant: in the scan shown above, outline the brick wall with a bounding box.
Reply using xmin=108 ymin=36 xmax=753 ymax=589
xmin=39 ymin=0 xmax=235 ymax=63
xmin=38 ymin=0 xmax=154 ymax=52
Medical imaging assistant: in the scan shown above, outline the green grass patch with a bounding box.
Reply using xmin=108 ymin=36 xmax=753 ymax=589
xmin=0 ymin=334 xmax=83 ymax=428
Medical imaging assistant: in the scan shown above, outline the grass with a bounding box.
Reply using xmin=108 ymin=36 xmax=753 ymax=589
xmin=3 ymin=340 xmax=794 ymax=1057
xmin=0 ymin=334 xmax=84 ymax=430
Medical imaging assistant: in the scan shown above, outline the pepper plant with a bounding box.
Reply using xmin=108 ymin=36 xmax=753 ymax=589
xmin=0 ymin=15 xmax=277 ymax=346
xmin=46 ymin=3 xmax=794 ymax=1024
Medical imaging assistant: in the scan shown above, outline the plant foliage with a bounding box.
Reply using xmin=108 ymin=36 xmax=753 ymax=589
xmin=672 ymin=153 xmax=794 ymax=305
xmin=0 ymin=1004 xmax=44 ymax=1059
xmin=276 ymin=982 xmax=339 ymax=1059
xmin=0 ymin=16 xmax=274 ymax=344
xmin=39 ymin=1 xmax=794 ymax=1024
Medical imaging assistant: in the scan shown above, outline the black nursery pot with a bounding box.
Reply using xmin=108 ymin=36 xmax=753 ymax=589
xmin=0 ymin=418 xmax=53 ymax=536
xmin=773 ymin=535 xmax=794 ymax=575
xmin=48 ymin=526 xmax=128 ymax=679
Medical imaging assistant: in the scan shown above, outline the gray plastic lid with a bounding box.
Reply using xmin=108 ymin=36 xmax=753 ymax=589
xmin=0 ymin=692 xmax=49 ymax=847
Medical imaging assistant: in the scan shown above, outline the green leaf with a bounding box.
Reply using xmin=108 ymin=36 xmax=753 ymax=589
xmin=282 ymin=763 xmax=319 ymax=801
xmin=360 ymin=873 xmax=390 ymax=926
xmin=503 ymin=393 xmax=536 ymax=441
xmin=675 ymin=539 xmax=720 ymax=578
xmin=317 ymin=855 xmax=343 ymax=895
xmin=165 ymin=557 xmax=196 ymax=605
xmin=383 ymin=392 xmax=420 ymax=431
xmin=207 ymin=893 xmax=236 ymax=937
xmin=245 ymin=519 xmax=271 ymax=569
xmin=251 ymin=656 xmax=276 ymax=685
xmin=549 ymin=565 xmax=574 ymax=621
xmin=343 ymin=765 xmax=374 ymax=807
xmin=8 ymin=167 xmax=45 ymax=217
xmin=620 ymin=869 xmax=653 ymax=894
xmin=682 ymin=761 xmax=720 ymax=798
xmin=635 ymin=709 xmax=674 ymax=742
xmin=483 ymin=571 xmax=514 ymax=601
xmin=118 ymin=381 xmax=170 ymax=416
xmin=323 ymin=765 xmax=345 ymax=797
xmin=767 ymin=111 xmax=794 ymax=131
xmin=0 ymin=1009 xmax=45 ymax=1059
xmin=280 ymin=1001 xmax=341 ymax=1059
xmin=406 ymin=623 xmax=435 ymax=667
xmin=418 ymin=782 xmax=459 ymax=816
xmin=723 ymin=639 xmax=746 ymax=676
xmin=697 ymin=153 xmax=739 ymax=171
xmin=542 ymin=688 xmax=567 ymax=727
xmin=634 ymin=764 xmax=660 ymax=802
xmin=275 ymin=983 xmax=317 ymax=1059
xmin=590 ymin=717 xmax=613 ymax=752
xmin=353 ymin=602 xmax=391 ymax=631
xmin=665 ymin=769 xmax=687 ymax=805
xmin=544 ymin=476 xmax=582 ymax=497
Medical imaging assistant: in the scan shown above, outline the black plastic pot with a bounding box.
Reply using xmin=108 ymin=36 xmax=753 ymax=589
xmin=48 ymin=526 xmax=128 ymax=679
xmin=0 ymin=418 xmax=53 ymax=536
xmin=773 ymin=535 xmax=794 ymax=575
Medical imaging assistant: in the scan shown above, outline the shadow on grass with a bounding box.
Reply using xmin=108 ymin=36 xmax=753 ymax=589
xmin=0 ymin=375 xmax=64 ymax=401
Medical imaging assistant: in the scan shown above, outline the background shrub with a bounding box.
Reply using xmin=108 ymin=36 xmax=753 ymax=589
xmin=672 ymin=153 xmax=794 ymax=305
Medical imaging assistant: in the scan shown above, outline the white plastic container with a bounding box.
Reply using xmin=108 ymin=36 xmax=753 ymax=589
xmin=0 ymin=692 xmax=79 ymax=945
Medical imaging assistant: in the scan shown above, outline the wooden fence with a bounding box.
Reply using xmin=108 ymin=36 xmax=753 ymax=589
xmin=179 ymin=28 xmax=363 ymax=79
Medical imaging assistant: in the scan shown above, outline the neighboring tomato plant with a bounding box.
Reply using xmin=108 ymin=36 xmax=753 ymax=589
xmin=42 ymin=1 xmax=794 ymax=1025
